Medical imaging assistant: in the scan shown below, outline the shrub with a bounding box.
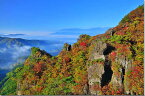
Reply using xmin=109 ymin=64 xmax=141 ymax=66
xmin=80 ymin=42 xmax=87 ymax=46
xmin=31 ymin=47 xmax=40 ymax=55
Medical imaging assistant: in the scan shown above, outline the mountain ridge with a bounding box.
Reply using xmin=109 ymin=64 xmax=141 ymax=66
xmin=0 ymin=5 xmax=144 ymax=95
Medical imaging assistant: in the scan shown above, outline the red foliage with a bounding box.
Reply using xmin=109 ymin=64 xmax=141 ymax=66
xmin=123 ymin=27 xmax=128 ymax=30
xmin=80 ymin=42 xmax=87 ymax=46
xmin=113 ymin=25 xmax=122 ymax=31
xmin=37 ymin=86 xmax=43 ymax=92
xmin=131 ymin=66 xmax=141 ymax=77
xmin=111 ymin=90 xmax=115 ymax=94
xmin=106 ymin=35 xmax=111 ymax=39
xmin=109 ymin=51 xmax=117 ymax=61
xmin=116 ymin=31 xmax=125 ymax=35
xmin=30 ymin=76 xmax=38 ymax=81
xmin=64 ymin=57 xmax=71 ymax=63
xmin=72 ymin=84 xmax=83 ymax=94
xmin=116 ymin=90 xmax=122 ymax=94
xmin=115 ymin=44 xmax=131 ymax=57
xmin=90 ymin=84 xmax=101 ymax=91
xmin=33 ymin=62 xmax=44 ymax=73
xmin=111 ymin=52 xmax=117 ymax=57
xmin=102 ymin=87 xmax=123 ymax=95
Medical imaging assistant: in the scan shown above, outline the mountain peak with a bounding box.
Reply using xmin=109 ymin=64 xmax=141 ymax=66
xmin=31 ymin=47 xmax=52 ymax=58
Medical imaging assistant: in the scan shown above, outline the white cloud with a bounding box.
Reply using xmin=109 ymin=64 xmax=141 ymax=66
xmin=0 ymin=30 xmax=54 ymax=36
xmin=12 ymin=45 xmax=31 ymax=59
xmin=0 ymin=30 xmax=78 ymax=39
xmin=0 ymin=48 xmax=7 ymax=53
xmin=46 ymin=34 xmax=78 ymax=38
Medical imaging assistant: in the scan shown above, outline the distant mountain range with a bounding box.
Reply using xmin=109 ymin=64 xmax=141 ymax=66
xmin=0 ymin=36 xmax=63 ymax=69
xmin=0 ymin=37 xmax=53 ymax=47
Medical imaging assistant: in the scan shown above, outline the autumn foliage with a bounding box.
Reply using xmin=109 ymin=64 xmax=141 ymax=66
xmin=0 ymin=5 xmax=143 ymax=95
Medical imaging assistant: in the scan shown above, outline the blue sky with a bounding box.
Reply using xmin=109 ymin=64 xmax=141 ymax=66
xmin=0 ymin=0 xmax=143 ymax=43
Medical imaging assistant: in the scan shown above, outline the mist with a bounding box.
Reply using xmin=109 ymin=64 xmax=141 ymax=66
xmin=0 ymin=41 xmax=64 ymax=69
xmin=0 ymin=45 xmax=31 ymax=69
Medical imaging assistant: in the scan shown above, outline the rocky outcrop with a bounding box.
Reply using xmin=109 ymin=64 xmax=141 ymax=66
xmin=87 ymin=41 xmax=134 ymax=95
xmin=89 ymin=41 xmax=107 ymax=60
xmin=63 ymin=43 xmax=71 ymax=51
xmin=87 ymin=41 xmax=107 ymax=95
xmin=106 ymin=28 xmax=115 ymax=36
xmin=113 ymin=55 xmax=133 ymax=95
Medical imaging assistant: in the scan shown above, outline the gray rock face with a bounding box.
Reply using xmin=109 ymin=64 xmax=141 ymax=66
xmin=88 ymin=63 xmax=104 ymax=95
xmin=83 ymin=83 xmax=89 ymax=94
xmin=87 ymin=41 xmax=107 ymax=95
xmin=106 ymin=28 xmax=115 ymax=36
xmin=109 ymin=54 xmax=133 ymax=95
xmin=63 ymin=43 xmax=71 ymax=51
xmin=117 ymin=56 xmax=133 ymax=94
xmin=86 ymin=40 xmax=133 ymax=95
xmin=89 ymin=41 xmax=107 ymax=60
